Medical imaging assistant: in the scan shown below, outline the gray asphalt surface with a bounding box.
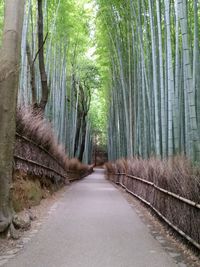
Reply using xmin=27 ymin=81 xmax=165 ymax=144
xmin=5 ymin=169 xmax=178 ymax=267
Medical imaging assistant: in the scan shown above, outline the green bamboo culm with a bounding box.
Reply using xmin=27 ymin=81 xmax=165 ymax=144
xmin=96 ymin=0 xmax=200 ymax=162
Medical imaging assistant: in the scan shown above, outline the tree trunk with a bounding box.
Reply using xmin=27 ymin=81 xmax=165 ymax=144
xmin=148 ymin=0 xmax=161 ymax=156
xmin=38 ymin=0 xmax=48 ymax=112
xmin=78 ymin=115 xmax=87 ymax=162
xmin=165 ymin=0 xmax=174 ymax=157
xmin=0 ymin=0 xmax=25 ymax=233
xmin=156 ymin=0 xmax=166 ymax=157
xmin=74 ymin=114 xmax=81 ymax=157
xmin=26 ymin=41 xmax=37 ymax=105
xmin=178 ymin=0 xmax=200 ymax=161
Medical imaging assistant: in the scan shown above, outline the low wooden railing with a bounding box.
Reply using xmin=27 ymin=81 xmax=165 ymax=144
xmin=14 ymin=133 xmax=93 ymax=184
xmin=14 ymin=155 xmax=67 ymax=180
xmin=107 ymin=172 xmax=200 ymax=250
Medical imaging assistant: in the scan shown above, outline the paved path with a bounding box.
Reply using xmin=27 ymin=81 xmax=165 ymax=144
xmin=5 ymin=169 xmax=179 ymax=267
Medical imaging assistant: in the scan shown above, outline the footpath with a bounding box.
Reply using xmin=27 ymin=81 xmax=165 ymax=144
xmin=4 ymin=169 xmax=181 ymax=267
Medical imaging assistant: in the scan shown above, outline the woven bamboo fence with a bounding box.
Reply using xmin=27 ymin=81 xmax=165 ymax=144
xmin=14 ymin=133 xmax=93 ymax=185
xmin=107 ymin=172 xmax=200 ymax=251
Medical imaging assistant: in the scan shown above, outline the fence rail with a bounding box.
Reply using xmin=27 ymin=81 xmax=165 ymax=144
xmin=115 ymin=173 xmax=200 ymax=209
xmin=14 ymin=155 xmax=67 ymax=180
xmin=108 ymin=172 xmax=200 ymax=251
xmin=16 ymin=133 xmax=64 ymax=169
xmin=15 ymin=133 xmax=92 ymax=183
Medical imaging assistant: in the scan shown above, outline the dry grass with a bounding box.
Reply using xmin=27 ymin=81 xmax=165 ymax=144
xmin=16 ymin=106 xmax=68 ymax=169
xmin=11 ymin=170 xmax=65 ymax=212
xmin=13 ymin=106 xmax=93 ymax=211
xmin=106 ymin=156 xmax=200 ymax=202
xmin=68 ymin=158 xmax=89 ymax=173
xmin=11 ymin=171 xmax=43 ymax=212
xmin=105 ymin=161 xmax=117 ymax=174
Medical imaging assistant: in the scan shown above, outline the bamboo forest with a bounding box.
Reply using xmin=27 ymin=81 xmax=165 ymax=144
xmin=0 ymin=0 xmax=200 ymax=265
xmin=0 ymin=0 xmax=200 ymax=162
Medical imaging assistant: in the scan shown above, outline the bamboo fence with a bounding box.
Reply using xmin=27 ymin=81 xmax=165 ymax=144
xmin=107 ymin=172 xmax=200 ymax=251
xmin=14 ymin=133 xmax=93 ymax=184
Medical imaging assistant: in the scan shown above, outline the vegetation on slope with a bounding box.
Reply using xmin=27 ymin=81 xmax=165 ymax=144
xmin=14 ymin=106 xmax=93 ymax=212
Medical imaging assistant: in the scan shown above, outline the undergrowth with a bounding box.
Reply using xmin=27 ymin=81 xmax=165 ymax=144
xmin=13 ymin=106 xmax=93 ymax=211
xmin=105 ymin=156 xmax=200 ymax=202
xmin=16 ymin=106 xmax=91 ymax=175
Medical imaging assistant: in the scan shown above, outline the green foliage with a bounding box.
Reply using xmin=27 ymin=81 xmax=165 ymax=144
xmin=48 ymin=0 xmax=91 ymax=57
xmin=46 ymin=0 xmax=108 ymax=156
xmin=89 ymin=86 xmax=108 ymax=148
xmin=3 ymin=0 xmax=200 ymax=162
xmin=96 ymin=0 xmax=200 ymax=162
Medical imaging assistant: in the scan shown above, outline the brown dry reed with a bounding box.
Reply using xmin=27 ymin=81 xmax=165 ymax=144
xmin=105 ymin=156 xmax=200 ymax=202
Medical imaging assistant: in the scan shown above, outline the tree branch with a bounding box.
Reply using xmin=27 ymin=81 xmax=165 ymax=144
xmin=33 ymin=31 xmax=48 ymax=64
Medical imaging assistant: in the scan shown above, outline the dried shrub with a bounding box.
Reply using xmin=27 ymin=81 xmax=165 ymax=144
xmin=68 ymin=158 xmax=89 ymax=173
xmin=16 ymin=106 xmax=68 ymax=169
xmin=115 ymin=158 xmax=127 ymax=173
xmin=108 ymin=156 xmax=200 ymax=202
xmin=105 ymin=161 xmax=118 ymax=173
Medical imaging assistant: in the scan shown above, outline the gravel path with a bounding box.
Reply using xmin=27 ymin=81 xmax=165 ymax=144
xmin=3 ymin=169 xmax=180 ymax=267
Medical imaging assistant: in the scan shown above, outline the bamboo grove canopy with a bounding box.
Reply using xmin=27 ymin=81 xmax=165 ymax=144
xmin=0 ymin=0 xmax=107 ymax=164
xmin=0 ymin=0 xmax=200 ymax=163
xmin=97 ymin=0 xmax=200 ymax=162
